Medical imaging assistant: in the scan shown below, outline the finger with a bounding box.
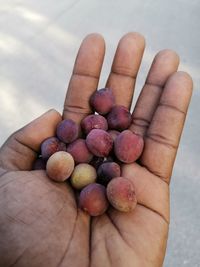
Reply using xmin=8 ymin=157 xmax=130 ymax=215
xmin=140 ymin=72 xmax=193 ymax=183
xmin=0 ymin=109 xmax=62 ymax=171
xmin=130 ymin=50 xmax=180 ymax=136
xmin=122 ymin=163 xmax=170 ymax=223
xmin=106 ymin=32 xmax=145 ymax=109
xmin=63 ymin=33 xmax=105 ymax=124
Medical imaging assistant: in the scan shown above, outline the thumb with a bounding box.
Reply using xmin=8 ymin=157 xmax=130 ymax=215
xmin=0 ymin=109 xmax=62 ymax=171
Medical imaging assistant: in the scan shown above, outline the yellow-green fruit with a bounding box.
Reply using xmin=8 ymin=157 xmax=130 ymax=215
xmin=46 ymin=151 xmax=74 ymax=182
xmin=71 ymin=163 xmax=97 ymax=190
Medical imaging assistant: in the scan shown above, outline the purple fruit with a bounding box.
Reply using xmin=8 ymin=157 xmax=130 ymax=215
xmin=97 ymin=162 xmax=121 ymax=186
xmin=107 ymin=177 xmax=137 ymax=212
xmin=114 ymin=130 xmax=144 ymax=163
xmin=41 ymin=137 xmax=67 ymax=160
xmin=90 ymin=156 xmax=105 ymax=169
xmin=32 ymin=157 xmax=46 ymax=170
xmin=86 ymin=129 xmax=113 ymax=157
xmin=67 ymin=139 xmax=93 ymax=164
xmin=81 ymin=114 xmax=108 ymax=135
xmin=107 ymin=105 xmax=132 ymax=131
xmin=56 ymin=119 xmax=79 ymax=143
xmin=90 ymin=88 xmax=115 ymax=115
xmin=79 ymin=183 xmax=109 ymax=216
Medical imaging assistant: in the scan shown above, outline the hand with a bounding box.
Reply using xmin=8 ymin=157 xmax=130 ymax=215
xmin=0 ymin=33 xmax=193 ymax=267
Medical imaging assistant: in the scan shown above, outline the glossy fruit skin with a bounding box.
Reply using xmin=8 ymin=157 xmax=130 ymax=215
xmin=79 ymin=183 xmax=109 ymax=216
xmin=107 ymin=105 xmax=132 ymax=131
xmin=86 ymin=129 xmax=113 ymax=157
xmin=67 ymin=139 xmax=93 ymax=164
xmin=81 ymin=114 xmax=108 ymax=135
xmin=114 ymin=130 xmax=144 ymax=163
xmin=46 ymin=151 xmax=74 ymax=182
xmin=70 ymin=163 xmax=97 ymax=190
xmin=97 ymin=162 xmax=121 ymax=186
xmin=41 ymin=137 xmax=67 ymax=160
xmin=56 ymin=119 xmax=79 ymax=143
xmin=90 ymin=88 xmax=115 ymax=115
xmin=106 ymin=177 xmax=137 ymax=212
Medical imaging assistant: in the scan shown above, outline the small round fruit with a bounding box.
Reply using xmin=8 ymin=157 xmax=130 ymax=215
xmin=71 ymin=163 xmax=97 ymax=190
xmin=56 ymin=119 xmax=79 ymax=143
xmin=32 ymin=158 xmax=46 ymax=170
xmin=79 ymin=183 xmax=109 ymax=216
xmin=114 ymin=130 xmax=144 ymax=163
xmin=41 ymin=137 xmax=66 ymax=160
xmin=86 ymin=129 xmax=113 ymax=157
xmin=97 ymin=162 xmax=121 ymax=186
xmin=81 ymin=114 xmax=108 ymax=135
xmin=46 ymin=151 xmax=74 ymax=182
xmin=107 ymin=105 xmax=132 ymax=131
xmin=106 ymin=177 xmax=137 ymax=212
xmin=67 ymin=139 xmax=93 ymax=164
xmin=90 ymin=88 xmax=115 ymax=115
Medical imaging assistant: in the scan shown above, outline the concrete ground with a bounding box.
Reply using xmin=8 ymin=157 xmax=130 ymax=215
xmin=0 ymin=1 xmax=199 ymax=266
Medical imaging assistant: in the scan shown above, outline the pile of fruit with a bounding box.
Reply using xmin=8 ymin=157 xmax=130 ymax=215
xmin=33 ymin=88 xmax=144 ymax=216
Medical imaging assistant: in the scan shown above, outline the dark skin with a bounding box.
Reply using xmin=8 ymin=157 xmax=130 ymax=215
xmin=0 ymin=33 xmax=193 ymax=267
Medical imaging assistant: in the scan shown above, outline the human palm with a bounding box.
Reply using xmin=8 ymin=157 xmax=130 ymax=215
xmin=0 ymin=33 xmax=192 ymax=267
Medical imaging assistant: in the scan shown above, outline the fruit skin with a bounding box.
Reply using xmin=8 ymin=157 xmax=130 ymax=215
xmin=90 ymin=156 xmax=105 ymax=169
xmin=97 ymin=162 xmax=121 ymax=186
xmin=79 ymin=183 xmax=109 ymax=216
xmin=86 ymin=129 xmax=113 ymax=157
xmin=67 ymin=139 xmax=93 ymax=164
xmin=90 ymin=88 xmax=115 ymax=115
xmin=81 ymin=114 xmax=108 ymax=135
xmin=32 ymin=158 xmax=46 ymax=170
xmin=41 ymin=137 xmax=67 ymax=160
xmin=107 ymin=105 xmax=132 ymax=131
xmin=56 ymin=119 xmax=79 ymax=143
xmin=46 ymin=151 xmax=74 ymax=182
xmin=108 ymin=130 xmax=120 ymax=142
xmin=107 ymin=130 xmax=120 ymax=158
xmin=71 ymin=163 xmax=97 ymax=190
xmin=114 ymin=130 xmax=144 ymax=163
xmin=106 ymin=177 xmax=137 ymax=212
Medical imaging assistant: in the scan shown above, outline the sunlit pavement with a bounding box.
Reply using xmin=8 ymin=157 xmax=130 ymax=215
xmin=0 ymin=1 xmax=199 ymax=266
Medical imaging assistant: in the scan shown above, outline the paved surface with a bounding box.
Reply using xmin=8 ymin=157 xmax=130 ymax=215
xmin=0 ymin=1 xmax=199 ymax=266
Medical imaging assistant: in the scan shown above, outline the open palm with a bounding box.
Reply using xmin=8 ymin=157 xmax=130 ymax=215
xmin=0 ymin=33 xmax=192 ymax=267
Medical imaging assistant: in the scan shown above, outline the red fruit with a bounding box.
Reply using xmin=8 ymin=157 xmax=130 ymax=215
xmin=56 ymin=119 xmax=79 ymax=143
xmin=86 ymin=129 xmax=113 ymax=157
xmin=81 ymin=114 xmax=108 ymax=135
xmin=107 ymin=105 xmax=132 ymax=131
xmin=41 ymin=137 xmax=67 ymax=160
xmin=67 ymin=139 xmax=93 ymax=164
xmin=114 ymin=130 xmax=144 ymax=163
xmin=79 ymin=183 xmax=109 ymax=216
xmin=90 ymin=88 xmax=115 ymax=115
xmin=106 ymin=177 xmax=137 ymax=212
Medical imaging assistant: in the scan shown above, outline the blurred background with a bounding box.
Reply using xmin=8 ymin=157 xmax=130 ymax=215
xmin=0 ymin=0 xmax=199 ymax=266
